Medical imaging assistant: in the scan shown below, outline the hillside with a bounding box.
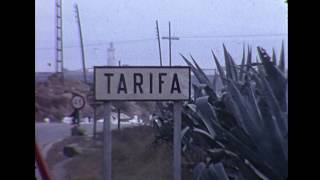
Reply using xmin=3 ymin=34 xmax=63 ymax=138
xmin=35 ymin=73 xmax=156 ymax=122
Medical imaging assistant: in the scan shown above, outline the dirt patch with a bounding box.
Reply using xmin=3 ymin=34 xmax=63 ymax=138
xmin=46 ymin=126 xmax=194 ymax=180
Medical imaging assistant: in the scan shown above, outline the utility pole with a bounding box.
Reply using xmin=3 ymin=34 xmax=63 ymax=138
xmin=156 ymin=20 xmax=163 ymax=66
xmin=55 ymin=0 xmax=64 ymax=82
xmin=162 ymin=21 xmax=179 ymax=66
xmin=74 ymin=3 xmax=87 ymax=83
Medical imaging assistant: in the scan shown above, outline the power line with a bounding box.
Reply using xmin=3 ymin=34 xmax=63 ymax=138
xmin=180 ymin=33 xmax=287 ymax=39
xmin=36 ymin=33 xmax=287 ymax=50
xmin=36 ymin=38 xmax=156 ymax=50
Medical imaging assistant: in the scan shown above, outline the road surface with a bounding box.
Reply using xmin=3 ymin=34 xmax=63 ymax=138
xmin=35 ymin=122 xmax=134 ymax=155
xmin=35 ymin=122 xmax=105 ymax=180
xmin=35 ymin=122 xmax=140 ymax=179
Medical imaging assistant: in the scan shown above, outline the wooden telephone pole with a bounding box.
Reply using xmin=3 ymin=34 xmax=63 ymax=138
xmin=74 ymin=3 xmax=87 ymax=83
xmin=156 ymin=20 xmax=163 ymax=66
xmin=162 ymin=21 xmax=179 ymax=66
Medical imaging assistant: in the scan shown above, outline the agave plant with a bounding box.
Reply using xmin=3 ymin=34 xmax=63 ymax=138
xmin=152 ymin=43 xmax=288 ymax=180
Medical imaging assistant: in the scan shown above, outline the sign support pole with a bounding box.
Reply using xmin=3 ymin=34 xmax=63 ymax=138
xmin=103 ymin=102 xmax=112 ymax=180
xmin=173 ymin=101 xmax=182 ymax=180
xmin=93 ymin=105 xmax=97 ymax=139
xmin=117 ymin=108 xmax=121 ymax=130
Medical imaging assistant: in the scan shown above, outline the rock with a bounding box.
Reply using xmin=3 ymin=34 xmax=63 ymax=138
xmin=63 ymin=143 xmax=81 ymax=157
xmin=43 ymin=117 xmax=50 ymax=123
xmin=71 ymin=126 xmax=86 ymax=136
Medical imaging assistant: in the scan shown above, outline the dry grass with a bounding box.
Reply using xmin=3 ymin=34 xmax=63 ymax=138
xmin=46 ymin=126 xmax=194 ymax=180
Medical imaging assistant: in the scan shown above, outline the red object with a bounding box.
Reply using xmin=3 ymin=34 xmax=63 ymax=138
xmin=35 ymin=142 xmax=52 ymax=180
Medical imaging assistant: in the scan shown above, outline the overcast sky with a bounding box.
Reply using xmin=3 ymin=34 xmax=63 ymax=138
xmin=35 ymin=0 xmax=288 ymax=72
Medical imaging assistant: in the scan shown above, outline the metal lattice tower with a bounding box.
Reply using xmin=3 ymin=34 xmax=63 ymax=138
xmin=55 ymin=0 xmax=64 ymax=80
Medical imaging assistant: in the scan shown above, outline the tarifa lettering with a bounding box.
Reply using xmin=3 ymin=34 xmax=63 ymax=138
xmin=104 ymin=73 xmax=181 ymax=94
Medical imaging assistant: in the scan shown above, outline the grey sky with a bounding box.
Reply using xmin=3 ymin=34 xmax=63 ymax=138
xmin=35 ymin=0 xmax=288 ymax=72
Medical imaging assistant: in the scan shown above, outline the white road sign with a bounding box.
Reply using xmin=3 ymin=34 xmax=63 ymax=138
xmin=94 ymin=66 xmax=190 ymax=101
xmin=71 ymin=95 xmax=85 ymax=109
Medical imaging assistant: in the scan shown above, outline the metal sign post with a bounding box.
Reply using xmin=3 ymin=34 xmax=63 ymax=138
xmin=93 ymin=104 xmax=97 ymax=138
xmin=71 ymin=94 xmax=85 ymax=126
xmin=117 ymin=108 xmax=121 ymax=130
xmin=103 ymin=102 xmax=112 ymax=180
xmin=173 ymin=101 xmax=182 ymax=180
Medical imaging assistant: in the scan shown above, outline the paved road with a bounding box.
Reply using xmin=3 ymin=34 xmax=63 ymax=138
xmin=35 ymin=122 xmax=104 ymax=179
xmin=35 ymin=122 xmax=122 ymax=149
xmin=35 ymin=122 xmax=140 ymax=180
xmin=35 ymin=122 xmax=137 ymax=153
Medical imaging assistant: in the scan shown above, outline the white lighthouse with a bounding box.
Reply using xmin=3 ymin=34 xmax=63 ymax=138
xmin=107 ymin=42 xmax=116 ymax=66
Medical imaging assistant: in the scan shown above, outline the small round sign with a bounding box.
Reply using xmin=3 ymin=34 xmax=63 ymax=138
xmin=71 ymin=95 xmax=85 ymax=110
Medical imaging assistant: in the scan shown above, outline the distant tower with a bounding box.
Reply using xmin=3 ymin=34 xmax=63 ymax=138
xmin=55 ymin=0 xmax=64 ymax=81
xmin=107 ymin=42 xmax=116 ymax=66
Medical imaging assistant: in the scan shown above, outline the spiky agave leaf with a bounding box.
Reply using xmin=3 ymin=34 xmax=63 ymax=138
xmin=181 ymin=126 xmax=191 ymax=152
xmin=190 ymin=92 xmax=283 ymax=179
xmin=256 ymin=74 xmax=288 ymax=177
xmin=226 ymin=51 xmax=239 ymax=82
xmin=246 ymin=45 xmax=252 ymax=69
xmin=182 ymin=104 xmax=201 ymax=127
xmin=239 ymin=62 xmax=288 ymax=165
xmin=166 ymin=46 xmax=287 ymax=180
xmin=211 ymin=50 xmax=226 ymax=85
xmin=239 ymin=45 xmax=246 ymax=81
xmin=193 ymin=84 xmax=204 ymax=100
xmin=228 ymin=53 xmax=239 ymax=81
xmin=206 ymin=148 xmax=263 ymax=180
xmin=212 ymin=71 xmax=218 ymax=92
xmin=257 ymin=47 xmax=287 ymax=112
xmin=223 ymin=44 xmax=238 ymax=81
xmin=256 ymin=56 xmax=265 ymax=76
xmin=278 ymin=41 xmax=285 ymax=73
xmin=225 ymin=80 xmax=263 ymax=144
xmin=195 ymin=96 xmax=220 ymax=138
xmin=256 ymin=68 xmax=288 ymax=141
xmin=181 ymin=54 xmax=205 ymax=84
xmin=194 ymin=95 xmax=269 ymax=168
xmin=182 ymin=126 xmax=190 ymax=139
xmin=272 ymin=48 xmax=277 ymax=65
xmin=193 ymin=162 xmax=230 ymax=180
xmin=181 ymin=54 xmax=218 ymax=101
xmin=190 ymin=55 xmax=219 ymax=101
xmin=246 ymin=83 xmax=263 ymax=128
xmin=244 ymin=46 xmax=252 ymax=81
xmin=208 ymin=163 xmax=230 ymax=180
xmin=193 ymin=162 xmax=207 ymax=180
xmin=190 ymin=55 xmax=213 ymax=88
xmin=222 ymin=44 xmax=233 ymax=80
xmin=193 ymin=127 xmax=216 ymax=142
xmin=207 ymin=148 xmax=233 ymax=163
xmin=203 ymin=74 xmax=284 ymax=179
